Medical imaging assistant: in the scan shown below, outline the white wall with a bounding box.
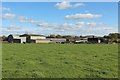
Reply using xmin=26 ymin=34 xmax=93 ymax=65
xmin=13 ymin=36 xmax=26 ymax=43
xmin=30 ymin=36 xmax=46 ymax=40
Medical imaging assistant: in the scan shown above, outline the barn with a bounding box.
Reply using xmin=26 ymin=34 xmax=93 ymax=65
xmin=7 ymin=35 xmax=26 ymax=43
xmin=20 ymin=34 xmax=50 ymax=43
xmin=88 ymin=38 xmax=101 ymax=43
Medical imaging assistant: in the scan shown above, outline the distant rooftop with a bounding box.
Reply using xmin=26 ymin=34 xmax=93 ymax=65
xmin=20 ymin=34 xmax=45 ymax=37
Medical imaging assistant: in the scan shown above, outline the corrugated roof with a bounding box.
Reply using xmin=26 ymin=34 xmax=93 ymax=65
xmin=20 ymin=34 xmax=45 ymax=37
xmin=13 ymin=35 xmax=26 ymax=39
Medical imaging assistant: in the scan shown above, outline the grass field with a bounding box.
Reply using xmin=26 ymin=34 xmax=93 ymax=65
xmin=2 ymin=44 xmax=118 ymax=78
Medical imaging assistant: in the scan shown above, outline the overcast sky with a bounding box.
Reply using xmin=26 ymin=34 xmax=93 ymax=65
xmin=1 ymin=2 xmax=118 ymax=36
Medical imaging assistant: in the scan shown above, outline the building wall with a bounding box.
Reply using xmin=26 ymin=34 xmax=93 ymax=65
xmin=19 ymin=35 xmax=30 ymax=43
xmin=88 ymin=38 xmax=99 ymax=43
xmin=35 ymin=39 xmax=51 ymax=43
xmin=30 ymin=36 xmax=46 ymax=40
xmin=13 ymin=39 xmax=21 ymax=43
xmin=20 ymin=38 xmax=26 ymax=43
xmin=31 ymin=40 xmax=36 ymax=43
xmin=47 ymin=38 xmax=66 ymax=43
xmin=75 ymin=38 xmax=88 ymax=43
xmin=13 ymin=36 xmax=26 ymax=43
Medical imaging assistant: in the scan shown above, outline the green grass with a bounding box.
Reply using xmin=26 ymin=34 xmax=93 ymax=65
xmin=2 ymin=44 xmax=118 ymax=78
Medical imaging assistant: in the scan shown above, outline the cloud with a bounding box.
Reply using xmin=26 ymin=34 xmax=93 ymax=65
xmin=74 ymin=3 xmax=84 ymax=7
xmin=18 ymin=16 xmax=33 ymax=23
xmin=65 ymin=13 xmax=102 ymax=19
xmin=1 ymin=25 xmax=22 ymax=35
xmin=1 ymin=11 xmax=116 ymax=36
xmin=55 ymin=1 xmax=84 ymax=10
xmin=86 ymin=22 xmax=97 ymax=26
xmin=18 ymin=16 xmax=47 ymax=25
xmin=0 ymin=13 xmax=16 ymax=19
xmin=75 ymin=22 xmax=85 ymax=25
xmin=37 ymin=22 xmax=86 ymax=32
xmin=6 ymin=25 xmax=21 ymax=30
xmin=30 ymin=20 xmax=41 ymax=24
xmin=0 ymin=7 xmax=11 ymax=11
xmin=36 ymin=21 xmax=117 ymax=36
xmin=1 ymin=21 xmax=117 ymax=36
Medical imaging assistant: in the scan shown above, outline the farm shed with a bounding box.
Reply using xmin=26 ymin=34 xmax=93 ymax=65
xmin=47 ymin=38 xmax=66 ymax=43
xmin=7 ymin=35 xmax=26 ymax=43
xmin=74 ymin=36 xmax=101 ymax=44
xmin=88 ymin=38 xmax=101 ymax=43
xmin=31 ymin=39 xmax=51 ymax=43
xmin=75 ymin=38 xmax=88 ymax=43
xmin=20 ymin=34 xmax=46 ymax=43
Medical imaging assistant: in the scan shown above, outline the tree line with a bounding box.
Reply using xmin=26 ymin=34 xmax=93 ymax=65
xmin=103 ymin=33 xmax=120 ymax=43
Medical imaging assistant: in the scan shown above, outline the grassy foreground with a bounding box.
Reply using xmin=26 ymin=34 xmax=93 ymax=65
xmin=2 ymin=44 xmax=118 ymax=78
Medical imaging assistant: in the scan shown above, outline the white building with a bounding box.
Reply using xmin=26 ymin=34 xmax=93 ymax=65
xmin=30 ymin=35 xmax=46 ymax=40
xmin=13 ymin=35 xmax=26 ymax=43
xmin=75 ymin=38 xmax=88 ymax=43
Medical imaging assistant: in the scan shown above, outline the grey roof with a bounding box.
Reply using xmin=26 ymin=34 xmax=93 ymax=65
xmin=20 ymin=34 xmax=45 ymax=37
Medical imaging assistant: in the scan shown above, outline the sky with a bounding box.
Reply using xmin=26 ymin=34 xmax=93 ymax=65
xmin=0 ymin=2 xmax=118 ymax=36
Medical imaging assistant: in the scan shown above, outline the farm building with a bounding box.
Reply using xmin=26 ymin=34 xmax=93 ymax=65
xmin=47 ymin=38 xmax=66 ymax=43
xmin=88 ymin=38 xmax=101 ymax=43
xmin=73 ymin=36 xmax=101 ymax=44
xmin=75 ymin=38 xmax=88 ymax=43
xmin=30 ymin=39 xmax=51 ymax=43
xmin=20 ymin=34 xmax=50 ymax=43
xmin=84 ymin=35 xmax=101 ymax=43
xmin=7 ymin=34 xmax=50 ymax=43
xmin=7 ymin=35 xmax=26 ymax=43
xmin=7 ymin=34 xmax=101 ymax=44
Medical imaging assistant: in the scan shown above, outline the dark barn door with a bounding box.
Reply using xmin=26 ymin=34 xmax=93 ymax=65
xmin=7 ymin=35 xmax=13 ymax=43
xmin=13 ymin=39 xmax=21 ymax=43
xmin=88 ymin=38 xmax=98 ymax=43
